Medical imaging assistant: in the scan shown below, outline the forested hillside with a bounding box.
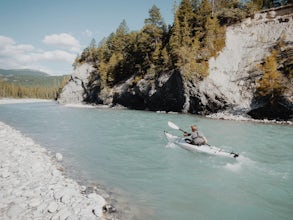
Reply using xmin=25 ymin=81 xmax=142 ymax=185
xmin=75 ymin=0 xmax=289 ymax=86
xmin=0 ymin=69 xmax=69 ymax=99
xmin=59 ymin=0 xmax=292 ymax=120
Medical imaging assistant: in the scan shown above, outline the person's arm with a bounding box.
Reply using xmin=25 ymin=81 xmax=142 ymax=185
xmin=184 ymin=132 xmax=191 ymax=137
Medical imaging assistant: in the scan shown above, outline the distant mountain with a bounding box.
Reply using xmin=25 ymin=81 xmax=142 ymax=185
xmin=0 ymin=68 xmax=68 ymax=87
xmin=0 ymin=69 xmax=50 ymax=77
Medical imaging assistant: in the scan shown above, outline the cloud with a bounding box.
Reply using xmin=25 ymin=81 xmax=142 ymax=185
xmin=0 ymin=36 xmax=34 ymax=56
xmin=0 ymin=35 xmax=78 ymax=75
xmin=43 ymin=33 xmax=81 ymax=52
xmin=82 ymin=29 xmax=93 ymax=38
xmin=0 ymin=36 xmax=15 ymax=46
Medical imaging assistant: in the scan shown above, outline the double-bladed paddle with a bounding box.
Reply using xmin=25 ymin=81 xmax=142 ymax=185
xmin=167 ymin=121 xmax=186 ymax=133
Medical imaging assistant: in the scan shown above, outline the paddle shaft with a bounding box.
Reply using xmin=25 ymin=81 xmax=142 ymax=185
xmin=179 ymin=128 xmax=186 ymax=133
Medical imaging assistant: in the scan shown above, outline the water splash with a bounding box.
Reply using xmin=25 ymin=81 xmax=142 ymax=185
xmin=224 ymin=154 xmax=254 ymax=172
xmin=165 ymin=142 xmax=177 ymax=149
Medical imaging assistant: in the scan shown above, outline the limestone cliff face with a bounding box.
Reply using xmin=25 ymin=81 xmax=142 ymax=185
xmin=58 ymin=7 xmax=293 ymax=120
xmin=185 ymin=7 xmax=292 ymax=116
xmin=57 ymin=64 xmax=94 ymax=104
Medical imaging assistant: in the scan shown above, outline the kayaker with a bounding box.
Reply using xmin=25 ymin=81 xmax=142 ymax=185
xmin=184 ymin=125 xmax=208 ymax=146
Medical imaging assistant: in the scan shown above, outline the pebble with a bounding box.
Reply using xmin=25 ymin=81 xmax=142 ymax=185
xmin=29 ymin=198 xmax=41 ymax=207
xmin=80 ymin=185 xmax=87 ymax=192
xmin=48 ymin=201 xmax=58 ymax=213
xmin=7 ymin=203 xmax=23 ymax=218
xmin=54 ymin=190 xmax=64 ymax=200
xmin=1 ymin=169 xmax=10 ymax=178
xmin=52 ymin=208 xmax=72 ymax=220
xmin=61 ymin=194 xmax=71 ymax=204
xmin=56 ymin=153 xmax=63 ymax=161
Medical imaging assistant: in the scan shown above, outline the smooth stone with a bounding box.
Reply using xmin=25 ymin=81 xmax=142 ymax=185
xmin=29 ymin=198 xmax=42 ymax=207
xmin=80 ymin=185 xmax=87 ymax=192
xmin=61 ymin=194 xmax=71 ymax=204
xmin=51 ymin=208 xmax=71 ymax=220
xmin=56 ymin=153 xmax=63 ymax=161
xmin=7 ymin=203 xmax=23 ymax=218
xmin=47 ymin=201 xmax=58 ymax=213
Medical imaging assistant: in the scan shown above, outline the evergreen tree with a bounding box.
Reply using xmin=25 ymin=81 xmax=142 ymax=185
xmin=181 ymin=14 xmax=192 ymax=47
xmin=169 ymin=10 xmax=181 ymax=67
xmin=257 ymin=50 xmax=286 ymax=103
xmin=203 ymin=16 xmax=225 ymax=57
xmin=113 ymin=19 xmax=129 ymax=53
xmin=89 ymin=38 xmax=96 ymax=48
xmin=145 ymin=5 xmax=165 ymax=46
xmin=177 ymin=0 xmax=194 ymax=25
xmin=145 ymin=5 xmax=164 ymax=28
xmin=116 ymin=19 xmax=129 ymax=36
xmin=195 ymin=0 xmax=212 ymax=41
xmin=141 ymin=5 xmax=165 ymax=71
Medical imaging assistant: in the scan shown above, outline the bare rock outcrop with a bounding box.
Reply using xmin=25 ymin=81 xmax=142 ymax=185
xmin=58 ymin=63 xmax=94 ymax=104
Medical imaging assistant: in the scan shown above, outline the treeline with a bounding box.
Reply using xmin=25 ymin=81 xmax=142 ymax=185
xmin=0 ymin=76 xmax=69 ymax=99
xmin=74 ymin=0 xmax=290 ymax=88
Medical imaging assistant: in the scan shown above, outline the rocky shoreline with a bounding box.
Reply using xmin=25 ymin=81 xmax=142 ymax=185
xmin=206 ymin=111 xmax=293 ymax=125
xmin=0 ymin=121 xmax=112 ymax=219
xmin=63 ymin=101 xmax=293 ymax=125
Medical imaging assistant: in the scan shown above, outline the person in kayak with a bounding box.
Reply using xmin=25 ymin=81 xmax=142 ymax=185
xmin=184 ymin=125 xmax=208 ymax=146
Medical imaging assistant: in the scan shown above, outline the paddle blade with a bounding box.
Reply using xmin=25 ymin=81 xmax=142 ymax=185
xmin=168 ymin=121 xmax=180 ymax=130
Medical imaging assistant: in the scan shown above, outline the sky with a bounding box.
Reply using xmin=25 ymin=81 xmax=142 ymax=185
xmin=0 ymin=0 xmax=174 ymax=75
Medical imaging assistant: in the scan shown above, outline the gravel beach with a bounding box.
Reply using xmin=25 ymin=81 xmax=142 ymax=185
xmin=0 ymin=120 xmax=107 ymax=219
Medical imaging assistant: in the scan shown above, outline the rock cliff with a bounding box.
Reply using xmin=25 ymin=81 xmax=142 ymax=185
xmin=58 ymin=6 xmax=293 ymax=121
xmin=58 ymin=64 xmax=94 ymax=104
xmin=186 ymin=6 xmax=293 ymax=119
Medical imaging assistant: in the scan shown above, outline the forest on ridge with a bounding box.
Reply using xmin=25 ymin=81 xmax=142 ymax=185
xmin=75 ymin=0 xmax=291 ymax=102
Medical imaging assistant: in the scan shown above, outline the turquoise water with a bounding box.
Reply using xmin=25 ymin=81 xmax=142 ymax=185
xmin=0 ymin=102 xmax=292 ymax=220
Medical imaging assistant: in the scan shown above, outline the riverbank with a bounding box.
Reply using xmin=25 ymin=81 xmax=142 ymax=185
xmin=206 ymin=110 xmax=293 ymax=125
xmin=0 ymin=98 xmax=52 ymax=104
xmin=64 ymin=102 xmax=293 ymax=125
xmin=0 ymin=121 xmax=107 ymax=219
xmin=3 ymin=98 xmax=291 ymax=125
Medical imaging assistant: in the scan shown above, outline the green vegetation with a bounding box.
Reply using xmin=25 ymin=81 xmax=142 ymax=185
xmin=74 ymin=0 xmax=289 ymax=88
xmin=256 ymin=50 xmax=286 ymax=103
xmin=0 ymin=69 xmax=69 ymax=99
xmin=0 ymin=69 xmax=68 ymax=87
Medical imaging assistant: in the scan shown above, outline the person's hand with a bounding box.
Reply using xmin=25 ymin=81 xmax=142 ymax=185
xmin=183 ymin=132 xmax=188 ymax=137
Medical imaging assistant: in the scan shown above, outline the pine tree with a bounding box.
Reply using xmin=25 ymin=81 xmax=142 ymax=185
xmin=257 ymin=50 xmax=285 ymax=103
xmin=195 ymin=0 xmax=212 ymax=41
xmin=161 ymin=47 xmax=171 ymax=69
xmin=178 ymin=0 xmax=193 ymax=24
xmin=145 ymin=5 xmax=164 ymax=28
xmin=203 ymin=16 xmax=225 ymax=57
xmin=89 ymin=38 xmax=96 ymax=48
xmin=169 ymin=11 xmax=181 ymax=67
xmin=113 ymin=20 xmax=129 ymax=53
xmin=182 ymin=15 xmax=192 ymax=46
xmin=144 ymin=5 xmax=165 ymax=50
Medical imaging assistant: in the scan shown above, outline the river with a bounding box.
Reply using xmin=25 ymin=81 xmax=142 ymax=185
xmin=0 ymin=101 xmax=292 ymax=220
